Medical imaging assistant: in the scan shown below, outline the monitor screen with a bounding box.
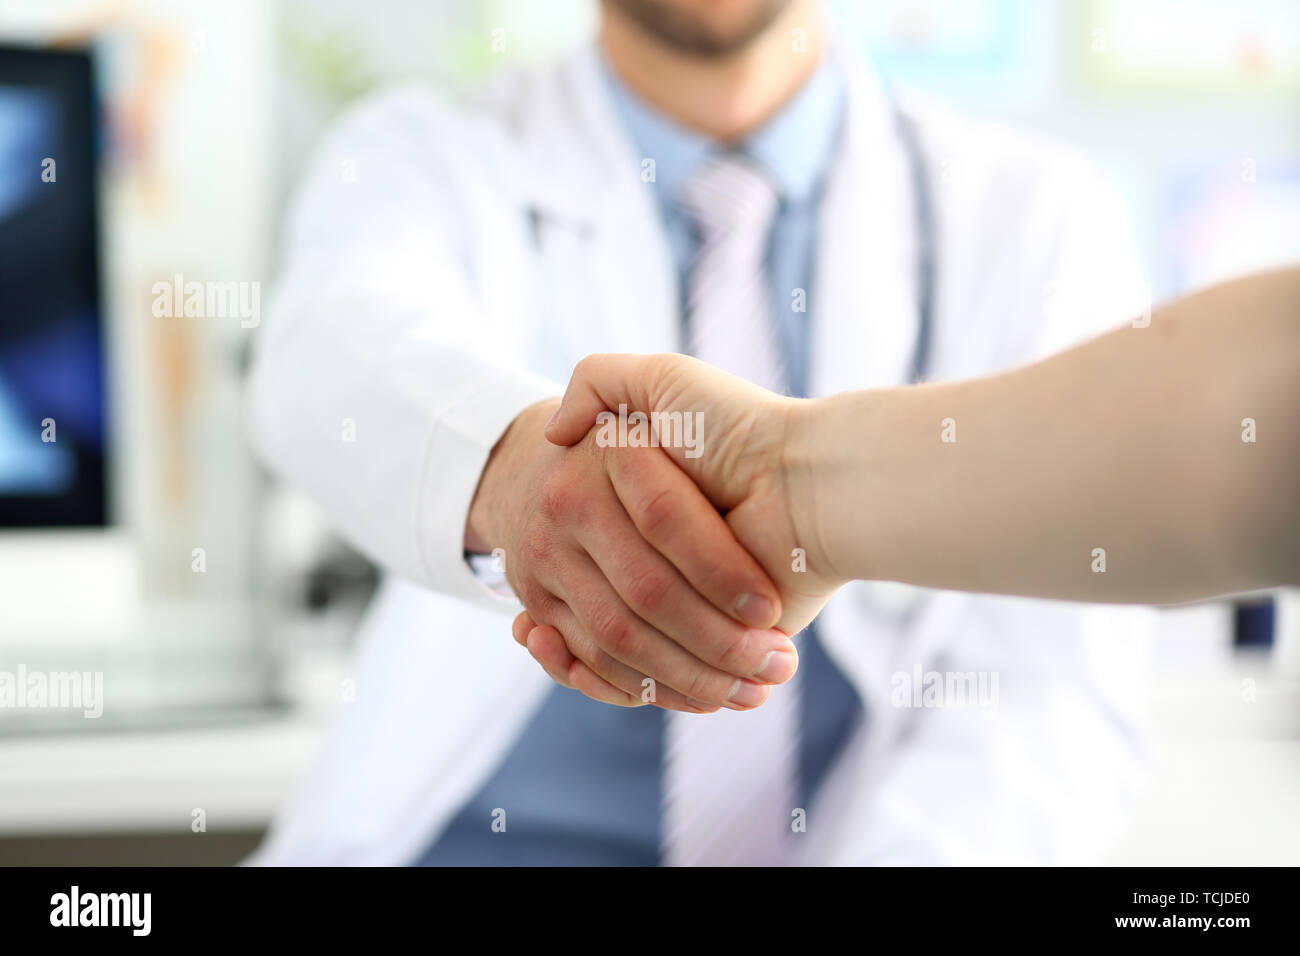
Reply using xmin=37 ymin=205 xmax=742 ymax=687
xmin=0 ymin=44 xmax=106 ymax=527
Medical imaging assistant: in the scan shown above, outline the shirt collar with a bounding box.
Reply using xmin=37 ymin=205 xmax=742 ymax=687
xmin=599 ymin=51 xmax=845 ymax=207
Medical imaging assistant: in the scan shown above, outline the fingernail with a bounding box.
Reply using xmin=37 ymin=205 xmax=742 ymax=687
xmin=546 ymin=404 xmax=561 ymax=429
xmin=734 ymin=593 xmax=776 ymax=628
xmin=726 ymin=679 xmax=770 ymax=709
xmin=753 ymin=648 xmax=798 ymax=684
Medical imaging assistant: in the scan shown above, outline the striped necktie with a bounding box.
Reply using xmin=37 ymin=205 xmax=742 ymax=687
xmin=661 ymin=152 xmax=799 ymax=867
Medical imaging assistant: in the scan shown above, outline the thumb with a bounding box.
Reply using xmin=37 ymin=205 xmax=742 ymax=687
xmin=544 ymin=354 xmax=664 ymax=446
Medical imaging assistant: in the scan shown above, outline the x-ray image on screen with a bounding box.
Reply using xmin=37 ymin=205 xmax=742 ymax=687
xmin=0 ymin=46 xmax=106 ymax=527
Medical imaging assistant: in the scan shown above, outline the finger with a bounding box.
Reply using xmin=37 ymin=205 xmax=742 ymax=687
xmin=547 ymin=551 xmax=773 ymax=710
xmin=607 ymin=444 xmax=787 ymax=633
xmin=545 ymin=354 xmax=673 ymax=447
xmin=513 ymin=593 xmax=585 ymax=685
xmin=576 ymin=471 xmax=795 ymax=682
xmin=524 ymin=621 xmax=576 ymax=679
xmin=526 ymin=612 xmax=722 ymax=714
xmin=522 ymin=593 xmax=642 ymax=700
xmin=525 ymin=630 xmax=576 ymax=689
xmin=512 ymin=610 xmax=535 ymax=647
xmin=524 ymin=606 xmax=644 ymax=709
xmin=524 ymin=624 xmax=638 ymax=707
xmin=514 ymin=603 xmax=574 ymax=688
xmin=533 ymin=574 xmax=728 ymax=712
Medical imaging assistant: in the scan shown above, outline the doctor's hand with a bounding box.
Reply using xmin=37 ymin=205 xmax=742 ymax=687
xmin=465 ymin=396 xmax=799 ymax=713
xmin=514 ymin=355 xmax=848 ymax=687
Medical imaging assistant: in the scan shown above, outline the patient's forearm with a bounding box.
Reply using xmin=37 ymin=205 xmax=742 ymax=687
xmin=806 ymin=268 xmax=1300 ymax=603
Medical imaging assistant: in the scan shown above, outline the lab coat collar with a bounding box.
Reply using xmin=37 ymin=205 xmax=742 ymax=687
xmin=512 ymin=40 xmax=884 ymax=224
xmin=507 ymin=39 xmax=921 ymax=391
xmin=744 ymin=56 xmax=846 ymax=205
xmin=593 ymin=53 xmax=712 ymax=207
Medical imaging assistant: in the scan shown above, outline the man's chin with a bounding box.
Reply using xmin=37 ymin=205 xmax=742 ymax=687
xmin=605 ymin=0 xmax=793 ymax=58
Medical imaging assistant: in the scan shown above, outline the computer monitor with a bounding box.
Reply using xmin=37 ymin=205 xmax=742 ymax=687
xmin=0 ymin=43 xmax=107 ymax=528
xmin=0 ymin=42 xmax=268 ymax=724
xmin=0 ymin=43 xmax=138 ymax=655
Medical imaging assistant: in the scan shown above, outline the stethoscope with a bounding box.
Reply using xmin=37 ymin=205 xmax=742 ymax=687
xmin=525 ymin=99 xmax=937 ymax=386
xmin=892 ymin=107 xmax=936 ymax=385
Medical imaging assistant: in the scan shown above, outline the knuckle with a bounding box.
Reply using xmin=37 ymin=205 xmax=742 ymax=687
xmin=594 ymin=608 xmax=639 ymax=660
xmin=585 ymin=647 xmax=628 ymax=692
xmin=624 ymin=564 xmax=673 ymax=617
xmin=536 ymin=481 xmax=566 ymax=521
xmin=518 ymin=529 xmax=555 ymax=567
xmin=685 ymin=665 xmax=721 ymax=703
xmin=633 ymin=485 xmax=677 ymax=540
xmin=517 ymin=579 xmax=553 ymax=615
xmin=563 ymin=631 xmax=599 ymax=671
xmin=712 ymin=628 xmax=753 ymax=673
xmin=537 ymin=475 xmax=586 ymax=523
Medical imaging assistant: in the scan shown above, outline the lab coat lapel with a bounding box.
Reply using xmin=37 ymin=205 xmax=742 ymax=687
xmin=514 ymin=45 xmax=681 ymax=361
xmin=810 ymin=51 xmax=921 ymax=399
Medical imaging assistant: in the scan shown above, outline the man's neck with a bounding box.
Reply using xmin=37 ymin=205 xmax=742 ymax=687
xmin=599 ymin=0 xmax=828 ymax=144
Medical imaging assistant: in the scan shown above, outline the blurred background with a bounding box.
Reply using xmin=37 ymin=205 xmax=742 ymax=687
xmin=0 ymin=0 xmax=1296 ymax=865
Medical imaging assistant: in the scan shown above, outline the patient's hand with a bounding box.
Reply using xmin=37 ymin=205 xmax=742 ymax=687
xmin=467 ymin=395 xmax=798 ymax=713
xmin=515 ymin=354 xmax=847 ymax=691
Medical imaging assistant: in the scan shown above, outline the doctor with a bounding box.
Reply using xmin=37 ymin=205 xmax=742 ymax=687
xmin=248 ymin=0 xmax=1153 ymax=865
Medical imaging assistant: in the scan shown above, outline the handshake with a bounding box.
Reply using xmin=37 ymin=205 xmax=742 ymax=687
xmin=466 ymin=271 xmax=1300 ymax=712
xmin=465 ymin=354 xmax=844 ymax=714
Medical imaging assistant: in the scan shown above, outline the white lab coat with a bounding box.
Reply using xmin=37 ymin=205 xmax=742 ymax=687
xmin=246 ymin=43 xmax=1153 ymax=866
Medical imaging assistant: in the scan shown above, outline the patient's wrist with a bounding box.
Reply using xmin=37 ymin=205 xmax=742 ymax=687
xmin=784 ymin=394 xmax=853 ymax=586
xmin=796 ymin=390 xmax=900 ymax=585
